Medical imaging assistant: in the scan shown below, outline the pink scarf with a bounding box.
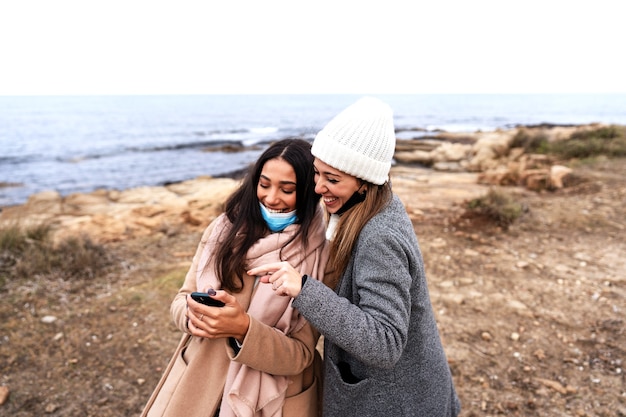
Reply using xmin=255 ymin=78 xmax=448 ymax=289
xmin=196 ymin=206 xmax=327 ymax=417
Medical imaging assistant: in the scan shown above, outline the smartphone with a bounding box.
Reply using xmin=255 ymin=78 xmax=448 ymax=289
xmin=191 ymin=290 xmax=225 ymax=307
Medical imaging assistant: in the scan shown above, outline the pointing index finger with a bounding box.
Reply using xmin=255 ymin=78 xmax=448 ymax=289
xmin=247 ymin=262 xmax=280 ymax=277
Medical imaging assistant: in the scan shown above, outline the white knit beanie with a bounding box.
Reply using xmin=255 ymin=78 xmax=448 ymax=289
xmin=311 ymin=97 xmax=396 ymax=185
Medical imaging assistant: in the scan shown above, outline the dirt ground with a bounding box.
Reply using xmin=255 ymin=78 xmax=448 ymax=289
xmin=1 ymin=157 xmax=625 ymax=416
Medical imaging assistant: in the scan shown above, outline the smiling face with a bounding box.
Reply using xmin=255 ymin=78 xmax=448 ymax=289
xmin=313 ymin=158 xmax=361 ymax=214
xmin=257 ymin=157 xmax=297 ymax=213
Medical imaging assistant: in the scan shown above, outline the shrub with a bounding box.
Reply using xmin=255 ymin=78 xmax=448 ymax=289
xmin=0 ymin=223 xmax=114 ymax=289
xmin=551 ymin=125 xmax=626 ymax=159
xmin=466 ymin=188 xmax=526 ymax=230
xmin=511 ymin=125 xmax=626 ymax=160
xmin=511 ymin=130 xmax=550 ymax=154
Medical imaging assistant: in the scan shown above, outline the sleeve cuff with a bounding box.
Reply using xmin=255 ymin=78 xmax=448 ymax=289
xmin=228 ymin=337 xmax=242 ymax=355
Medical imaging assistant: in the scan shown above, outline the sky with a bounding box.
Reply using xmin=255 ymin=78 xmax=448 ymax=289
xmin=0 ymin=0 xmax=624 ymax=95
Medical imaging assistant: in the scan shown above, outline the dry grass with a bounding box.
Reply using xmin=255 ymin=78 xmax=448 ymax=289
xmin=512 ymin=125 xmax=626 ymax=159
xmin=552 ymin=125 xmax=626 ymax=159
xmin=0 ymin=223 xmax=117 ymax=293
xmin=511 ymin=130 xmax=550 ymax=154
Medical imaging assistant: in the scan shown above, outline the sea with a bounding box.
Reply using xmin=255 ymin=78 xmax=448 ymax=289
xmin=1 ymin=94 xmax=625 ymax=208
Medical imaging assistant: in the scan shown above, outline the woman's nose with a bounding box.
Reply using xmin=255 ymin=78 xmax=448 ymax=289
xmin=314 ymin=179 xmax=325 ymax=195
xmin=265 ymin=188 xmax=280 ymax=205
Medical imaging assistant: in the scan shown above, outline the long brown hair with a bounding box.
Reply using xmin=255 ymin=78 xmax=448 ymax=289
xmin=211 ymin=139 xmax=320 ymax=292
xmin=324 ymin=181 xmax=392 ymax=290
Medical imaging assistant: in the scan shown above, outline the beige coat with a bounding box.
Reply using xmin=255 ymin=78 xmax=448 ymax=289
xmin=141 ymin=219 xmax=325 ymax=417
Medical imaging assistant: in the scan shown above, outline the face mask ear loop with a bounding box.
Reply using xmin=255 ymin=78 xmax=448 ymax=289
xmin=335 ymin=189 xmax=367 ymax=216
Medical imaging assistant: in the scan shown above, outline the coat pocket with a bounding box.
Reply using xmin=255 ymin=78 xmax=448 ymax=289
xmin=324 ymin=359 xmax=398 ymax=415
xmin=282 ymin=376 xmax=319 ymax=417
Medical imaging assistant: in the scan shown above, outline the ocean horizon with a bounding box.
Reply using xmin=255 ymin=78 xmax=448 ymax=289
xmin=1 ymin=94 xmax=625 ymax=208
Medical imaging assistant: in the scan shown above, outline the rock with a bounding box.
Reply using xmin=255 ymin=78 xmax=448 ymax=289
xmin=430 ymin=238 xmax=447 ymax=248
xmin=467 ymin=130 xmax=518 ymax=171
xmin=181 ymin=210 xmax=203 ymax=226
xmin=534 ymin=377 xmax=576 ymax=395
xmin=550 ymin=165 xmax=573 ymax=189
xmin=0 ymin=176 xmax=239 ymax=243
xmin=522 ymin=169 xmax=550 ymax=191
xmin=0 ymin=385 xmax=9 ymax=405
xmin=573 ymin=252 xmax=592 ymax=262
xmin=533 ymin=349 xmax=546 ymax=360
xmin=507 ymin=299 xmax=531 ymax=313
xmin=62 ymin=191 xmax=113 ymax=215
xmin=394 ymin=149 xmax=434 ymax=165
xmin=0 ymin=190 xmax=63 ymax=227
xmin=508 ymin=147 xmax=526 ymax=161
xmin=439 ymin=293 xmax=465 ymax=306
xmin=477 ymin=166 xmax=518 ymax=186
xmin=115 ymin=186 xmax=187 ymax=207
xmin=431 ymin=142 xmax=472 ymax=162
xmin=432 ymin=161 xmax=465 ymax=172
xmin=131 ymin=206 xmax=166 ymax=218
xmin=25 ymin=190 xmax=63 ymax=214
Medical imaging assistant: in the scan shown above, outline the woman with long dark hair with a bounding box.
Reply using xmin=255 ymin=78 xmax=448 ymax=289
xmin=142 ymin=139 xmax=327 ymax=417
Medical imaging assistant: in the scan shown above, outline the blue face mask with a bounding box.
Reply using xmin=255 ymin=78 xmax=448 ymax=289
xmin=259 ymin=203 xmax=298 ymax=232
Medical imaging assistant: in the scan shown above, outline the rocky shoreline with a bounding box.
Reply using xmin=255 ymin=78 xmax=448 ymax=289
xmin=0 ymin=124 xmax=599 ymax=244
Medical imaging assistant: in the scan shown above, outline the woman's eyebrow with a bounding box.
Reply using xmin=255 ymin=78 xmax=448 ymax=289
xmin=323 ymin=171 xmax=340 ymax=178
xmin=314 ymin=166 xmax=338 ymax=177
xmin=260 ymin=174 xmax=296 ymax=185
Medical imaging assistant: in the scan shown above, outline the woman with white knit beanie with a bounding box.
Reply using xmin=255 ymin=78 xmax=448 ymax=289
xmin=249 ymin=97 xmax=461 ymax=416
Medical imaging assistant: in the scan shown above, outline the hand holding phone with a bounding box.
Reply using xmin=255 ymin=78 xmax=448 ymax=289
xmin=191 ymin=289 xmax=225 ymax=307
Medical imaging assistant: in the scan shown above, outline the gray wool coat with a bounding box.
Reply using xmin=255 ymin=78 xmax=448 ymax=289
xmin=294 ymin=195 xmax=461 ymax=417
